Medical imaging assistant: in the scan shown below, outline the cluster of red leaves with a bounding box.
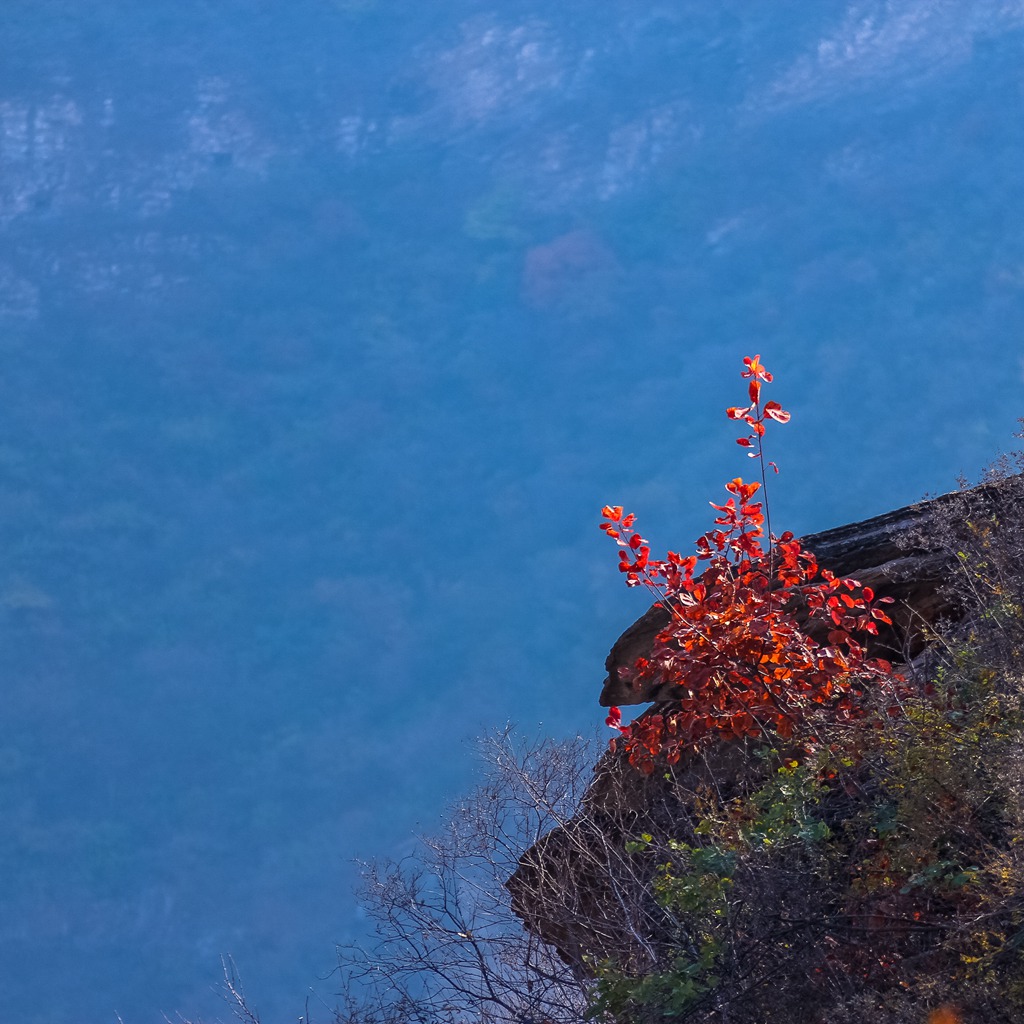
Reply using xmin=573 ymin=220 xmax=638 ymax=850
xmin=601 ymin=356 xmax=896 ymax=773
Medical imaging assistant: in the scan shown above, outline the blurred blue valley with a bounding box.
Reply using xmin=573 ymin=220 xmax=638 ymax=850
xmin=3 ymin=1 xmax=1024 ymax=1020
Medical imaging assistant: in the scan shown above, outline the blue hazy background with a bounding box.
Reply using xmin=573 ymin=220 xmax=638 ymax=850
xmin=3 ymin=2 xmax=1024 ymax=1021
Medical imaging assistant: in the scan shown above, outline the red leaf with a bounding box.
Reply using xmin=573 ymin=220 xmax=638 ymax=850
xmin=741 ymin=354 xmax=773 ymax=382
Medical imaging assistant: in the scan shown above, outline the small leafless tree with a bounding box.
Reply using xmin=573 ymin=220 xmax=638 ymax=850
xmin=332 ymin=728 xmax=604 ymax=1024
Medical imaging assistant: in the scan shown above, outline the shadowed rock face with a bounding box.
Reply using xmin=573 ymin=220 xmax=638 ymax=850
xmin=506 ymin=738 xmax=752 ymax=977
xmin=599 ymin=478 xmax=1021 ymax=707
xmin=510 ymin=474 xmax=1024 ymax=978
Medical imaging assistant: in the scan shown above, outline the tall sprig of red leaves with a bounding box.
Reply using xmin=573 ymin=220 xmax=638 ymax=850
xmin=601 ymin=356 xmax=896 ymax=773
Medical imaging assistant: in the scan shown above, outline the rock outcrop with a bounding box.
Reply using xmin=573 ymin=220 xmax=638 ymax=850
xmin=599 ymin=479 xmax=1015 ymax=707
xmin=508 ymin=473 xmax=1024 ymax=979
